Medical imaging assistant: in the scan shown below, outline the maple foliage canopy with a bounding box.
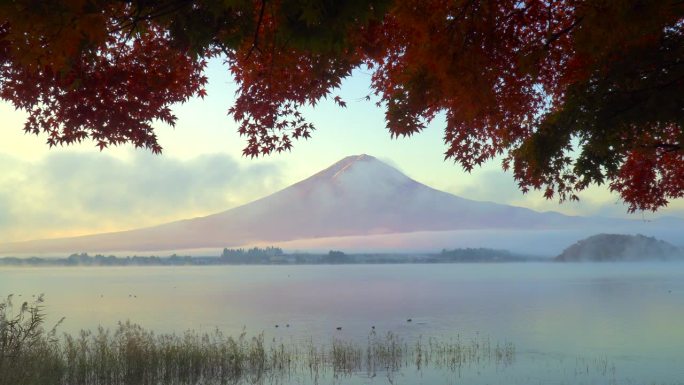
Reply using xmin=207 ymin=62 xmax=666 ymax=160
xmin=1 ymin=0 xmax=683 ymax=212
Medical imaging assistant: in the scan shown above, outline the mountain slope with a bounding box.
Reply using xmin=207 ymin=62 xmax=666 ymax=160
xmin=0 ymin=154 xmax=676 ymax=254
xmin=555 ymin=234 xmax=684 ymax=261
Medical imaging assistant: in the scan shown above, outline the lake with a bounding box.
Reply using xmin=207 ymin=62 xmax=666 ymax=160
xmin=1 ymin=263 xmax=683 ymax=384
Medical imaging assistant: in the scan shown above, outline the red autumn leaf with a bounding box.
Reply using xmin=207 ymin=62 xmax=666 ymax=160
xmin=0 ymin=1 xmax=682 ymax=212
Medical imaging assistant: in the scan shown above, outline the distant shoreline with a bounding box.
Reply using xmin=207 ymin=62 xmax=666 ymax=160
xmin=0 ymin=246 xmax=545 ymax=266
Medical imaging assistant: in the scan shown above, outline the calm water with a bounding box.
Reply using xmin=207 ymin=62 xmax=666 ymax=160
xmin=1 ymin=263 xmax=683 ymax=384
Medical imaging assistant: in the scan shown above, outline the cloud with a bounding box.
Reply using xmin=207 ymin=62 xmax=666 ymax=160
xmin=0 ymin=152 xmax=284 ymax=242
xmin=452 ymin=170 xmax=684 ymax=220
xmin=455 ymin=170 xmax=523 ymax=204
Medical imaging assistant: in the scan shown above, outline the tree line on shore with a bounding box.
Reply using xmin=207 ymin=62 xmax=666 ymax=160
xmin=0 ymin=247 xmax=530 ymax=266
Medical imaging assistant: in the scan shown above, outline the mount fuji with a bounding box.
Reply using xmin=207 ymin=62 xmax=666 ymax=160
xmin=1 ymin=154 xmax=681 ymax=255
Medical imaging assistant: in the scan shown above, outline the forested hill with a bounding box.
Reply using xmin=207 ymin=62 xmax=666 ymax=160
xmin=555 ymin=234 xmax=684 ymax=262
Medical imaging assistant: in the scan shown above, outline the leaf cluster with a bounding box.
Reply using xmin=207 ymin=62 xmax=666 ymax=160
xmin=1 ymin=0 xmax=683 ymax=211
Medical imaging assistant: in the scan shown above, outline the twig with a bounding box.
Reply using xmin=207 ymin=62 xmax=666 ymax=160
xmin=245 ymin=0 xmax=267 ymax=60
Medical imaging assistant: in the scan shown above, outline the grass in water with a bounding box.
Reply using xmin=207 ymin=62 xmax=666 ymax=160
xmin=0 ymin=295 xmax=514 ymax=385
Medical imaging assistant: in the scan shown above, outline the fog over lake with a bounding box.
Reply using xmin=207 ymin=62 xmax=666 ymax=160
xmin=2 ymin=262 xmax=683 ymax=384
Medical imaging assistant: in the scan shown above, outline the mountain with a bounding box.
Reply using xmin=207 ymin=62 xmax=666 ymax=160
xmin=555 ymin=234 xmax=684 ymax=262
xmin=0 ymin=154 xmax=681 ymax=255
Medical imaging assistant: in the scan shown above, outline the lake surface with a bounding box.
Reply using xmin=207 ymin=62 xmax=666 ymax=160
xmin=1 ymin=263 xmax=683 ymax=384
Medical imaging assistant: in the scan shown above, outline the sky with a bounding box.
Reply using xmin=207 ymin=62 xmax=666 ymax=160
xmin=1 ymin=57 xmax=683 ymax=243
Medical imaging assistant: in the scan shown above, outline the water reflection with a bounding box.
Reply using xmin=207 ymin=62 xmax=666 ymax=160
xmin=1 ymin=263 xmax=683 ymax=384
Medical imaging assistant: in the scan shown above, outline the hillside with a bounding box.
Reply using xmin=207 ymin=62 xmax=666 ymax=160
xmin=555 ymin=234 xmax=684 ymax=262
xmin=0 ymin=154 xmax=681 ymax=255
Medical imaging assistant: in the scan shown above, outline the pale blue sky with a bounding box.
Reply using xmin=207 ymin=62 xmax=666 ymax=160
xmin=0 ymin=58 xmax=681 ymax=242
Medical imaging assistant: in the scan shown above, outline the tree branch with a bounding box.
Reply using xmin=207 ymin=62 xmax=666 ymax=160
xmin=245 ymin=0 xmax=267 ymax=60
xmin=544 ymin=16 xmax=583 ymax=49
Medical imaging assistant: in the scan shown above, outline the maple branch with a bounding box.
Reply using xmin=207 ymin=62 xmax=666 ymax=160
xmin=602 ymin=68 xmax=684 ymax=97
xmin=122 ymin=3 xmax=144 ymax=43
xmin=502 ymin=4 xmax=529 ymax=23
xmin=110 ymin=1 xmax=192 ymax=35
xmin=543 ymin=16 xmax=583 ymax=49
xmin=245 ymin=0 xmax=267 ymax=60
xmin=603 ymin=98 xmax=642 ymax=121
xmin=653 ymin=142 xmax=682 ymax=153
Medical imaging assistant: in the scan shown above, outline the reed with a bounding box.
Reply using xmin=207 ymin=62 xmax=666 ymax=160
xmin=0 ymin=296 xmax=515 ymax=385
